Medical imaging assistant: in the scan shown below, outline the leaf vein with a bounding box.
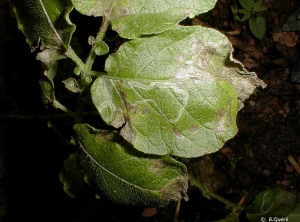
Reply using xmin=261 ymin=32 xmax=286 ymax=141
xmin=78 ymin=140 xmax=155 ymax=192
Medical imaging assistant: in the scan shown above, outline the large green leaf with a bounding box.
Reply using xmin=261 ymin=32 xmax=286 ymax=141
xmin=246 ymin=188 xmax=297 ymax=222
xmin=71 ymin=0 xmax=217 ymax=39
xmin=12 ymin=0 xmax=75 ymax=51
xmin=91 ymin=25 xmax=265 ymax=157
xmin=74 ymin=123 xmax=188 ymax=206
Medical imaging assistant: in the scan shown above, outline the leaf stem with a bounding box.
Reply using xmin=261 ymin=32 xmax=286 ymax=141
xmin=66 ymin=47 xmax=85 ymax=70
xmin=188 ymin=174 xmax=244 ymax=211
xmin=83 ymin=17 xmax=110 ymax=82
xmin=89 ymin=71 xmax=107 ymax=77
xmin=52 ymin=100 xmax=75 ymax=115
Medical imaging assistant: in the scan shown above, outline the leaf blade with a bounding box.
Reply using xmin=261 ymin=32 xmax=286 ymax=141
xmin=249 ymin=17 xmax=266 ymax=39
xmin=71 ymin=0 xmax=217 ymax=38
xmin=239 ymin=0 xmax=254 ymax=11
xmin=246 ymin=188 xmax=297 ymax=222
xmin=91 ymin=26 xmax=265 ymax=157
xmin=74 ymin=123 xmax=188 ymax=206
xmin=12 ymin=0 xmax=75 ymax=51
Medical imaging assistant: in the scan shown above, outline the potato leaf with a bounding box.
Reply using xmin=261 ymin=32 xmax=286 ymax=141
xmin=12 ymin=0 xmax=75 ymax=52
xmin=59 ymin=153 xmax=93 ymax=198
xmin=91 ymin=25 xmax=265 ymax=157
xmin=74 ymin=123 xmax=188 ymax=206
xmin=245 ymin=188 xmax=297 ymax=222
xmin=71 ymin=0 xmax=217 ymax=39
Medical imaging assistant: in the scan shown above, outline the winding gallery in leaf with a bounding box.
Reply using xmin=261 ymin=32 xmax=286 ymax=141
xmin=11 ymin=0 xmax=267 ymax=216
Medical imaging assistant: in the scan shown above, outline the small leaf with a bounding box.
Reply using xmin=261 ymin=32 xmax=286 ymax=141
xmin=234 ymin=14 xmax=241 ymax=22
xmin=62 ymin=78 xmax=80 ymax=93
xmin=71 ymin=0 xmax=217 ymax=39
xmin=282 ymin=20 xmax=300 ymax=32
xmin=239 ymin=0 xmax=254 ymax=11
xmin=59 ymin=153 xmax=92 ymax=198
xmin=91 ymin=25 xmax=266 ymax=157
xmin=282 ymin=7 xmax=300 ymax=32
xmin=12 ymin=0 xmax=75 ymax=51
xmin=253 ymin=0 xmax=263 ymax=7
xmin=95 ymin=41 xmax=109 ymax=56
xmin=88 ymin=36 xmax=96 ymax=45
xmin=238 ymin=9 xmax=251 ymax=21
xmin=74 ymin=66 xmax=81 ymax=76
xmin=85 ymin=76 xmax=93 ymax=84
xmin=245 ymin=188 xmax=297 ymax=222
xmin=231 ymin=5 xmax=238 ymax=15
xmin=249 ymin=17 xmax=266 ymax=39
xmin=40 ymin=66 xmax=57 ymax=105
xmin=253 ymin=6 xmax=267 ymax=12
xmin=74 ymin=123 xmax=188 ymax=206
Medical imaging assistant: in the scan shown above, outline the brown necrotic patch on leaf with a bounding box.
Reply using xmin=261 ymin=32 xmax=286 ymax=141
xmin=214 ymin=108 xmax=232 ymax=132
xmin=92 ymin=25 xmax=264 ymax=157
xmin=149 ymin=159 xmax=166 ymax=177
xmin=189 ymin=125 xmax=199 ymax=134
xmin=172 ymin=127 xmax=184 ymax=138
xmin=116 ymin=5 xmax=135 ymax=17
xmin=158 ymin=176 xmax=189 ymax=202
xmin=120 ymin=120 xmax=136 ymax=144
xmin=141 ymin=107 xmax=150 ymax=115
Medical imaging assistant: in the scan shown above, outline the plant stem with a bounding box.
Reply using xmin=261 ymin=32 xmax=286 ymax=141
xmin=66 ymin=47 xmax=85 ymax=70
xmin=188 ymin=174 xmax=244 ymax=211
xmin=83 ymin=17 xmax=110 ymax=81
xmin=52 ymin=100 xmax=75 ymax=115
xmin=89 ymin=71 xmax=107 ymax=77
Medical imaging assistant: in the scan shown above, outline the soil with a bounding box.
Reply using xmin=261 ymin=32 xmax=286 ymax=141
xmin=1 ymin=0 xmax=300 ymax=221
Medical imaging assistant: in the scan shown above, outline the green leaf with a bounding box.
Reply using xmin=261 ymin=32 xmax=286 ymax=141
xmin=249 ymin=17 xmax=266 ymax=39
xmin=73 ymin=123 xmax=188 ymax=206
xmin=253 ymin=6 xmax=267 ymax=12
xmin=245 ymin=188 xmax=297 ymax=222
xmin=59 ymin=153 xmax=93 ymax=198
xmin=95 ymin=41 xmax=109 ymax=56
xmin=91 ymin=25 xmax=265 ymax=157
xmin=12 ymin=0 xmax=75 ymax=51
xmin=239 ymin=0 xmax=254 ymax=11
xmin=231 ymin=5 xmax=238 ymax=15
xmin=238 ymin=9 xmax=251 ymax=22
xmin=74 ymin=66 xmax=82 ymax=76
xmin=71 ymin=0 xmax=217 ymax=39
xmin=40 ymin=64 xmax=57 ymax=105
xmin=253 ymin=0 xmax=263 ymax=7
